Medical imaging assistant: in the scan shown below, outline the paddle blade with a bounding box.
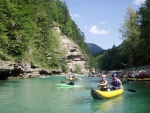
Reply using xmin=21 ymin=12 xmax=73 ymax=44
xmin=128 ymin=89 xmax=136 ymax=92
xmin=61 ymin=81 xmax=66 ymax=83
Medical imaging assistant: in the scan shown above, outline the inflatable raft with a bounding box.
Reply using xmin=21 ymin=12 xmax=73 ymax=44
xmin=127 ymin=78 xmax=150 ymax=81
xmin=91 ymin=87 xmax=124 ymax=99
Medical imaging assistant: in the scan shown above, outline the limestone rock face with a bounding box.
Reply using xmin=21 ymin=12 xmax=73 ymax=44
xmin=53 ymin=27 xmax=89 ymax=73
xmin=58 ymin=34 xmax=88 ymax=74
xmin=0 ymin=61 xmax=41 ymax=80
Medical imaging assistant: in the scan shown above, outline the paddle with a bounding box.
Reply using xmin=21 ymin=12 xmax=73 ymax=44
xmin=62 ymin=80 xmax=77 ymax=86
xmin=61 ymin=81 xmax=67 ymax=84
xmin=127 ymin=89 xmax=136 ymax=92
xmin=122 ymin=77 xmax=137 ymax=92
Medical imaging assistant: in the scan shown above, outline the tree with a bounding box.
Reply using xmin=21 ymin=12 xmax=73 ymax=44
xmin=138 ymin=0 xmax=150 ymax=64
xmin=119 ymin=6 xmax=140 ymax=66
xmin=97 ymin=45 xmax=120 ymax=70
xmin=0 ymin=0 xmax=90 ymax=70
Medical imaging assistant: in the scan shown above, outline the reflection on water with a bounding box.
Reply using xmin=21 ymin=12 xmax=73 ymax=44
xmin=98 ymin=95 xmax=123 ymax=111
xmin=0 ymin=79 xmax=21 ymax=87
xmin=90 ymin=95 xmax=124 ymax=113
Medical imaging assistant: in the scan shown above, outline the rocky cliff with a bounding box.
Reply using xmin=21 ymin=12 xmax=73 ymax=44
xmin=54 ymin=26 xmax=88 ymax=73
xmin=0 ymin=27 xmax=89 ymax=80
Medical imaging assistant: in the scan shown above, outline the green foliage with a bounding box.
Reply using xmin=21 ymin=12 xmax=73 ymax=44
xmin=74 ymin=64 xmax=81 ymax=73
xmin=97 ymin=45 xmax=124 ymax=70
xmin=138 ymin=0 xmax=150 ymax=64
xmin=60 ymin=59 xmax=68 ymax=72
xmin=119 ymin=6 xmax=140 ymax=66
xmin=47 ymin=56 xmax=60 ymax=68
xmin=52 ymin=21 xmax=60 ymax=27
xmin=0 ymin=49 xmax=12 ymax=61
xmin=88 ymin=56 xmax=98 ymax=69
xmin=96 ymin=3 xmax=150 ymax=70
xmin=0 ymin=0 xmax=89 ymax=70
xmin=0 ymin=34 xmax=9 ymax=50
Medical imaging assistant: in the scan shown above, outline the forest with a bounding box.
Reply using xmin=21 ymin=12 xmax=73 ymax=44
xmin=0 ymin=0 xmax=89 ymax=71
xmin=93 ymin=0 xmax=150 ymax=70
xmin=1 ymin=0 xmax=150 ymax=72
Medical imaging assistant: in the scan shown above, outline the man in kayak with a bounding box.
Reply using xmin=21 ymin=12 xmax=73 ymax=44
xmin=66 ymin=72 xmax=76 ymax=80
xmin=68 ymin=78 xmax=75 ymax=85
xmin=111 ymin=73 xmax=122 ymax=90
xmin=97 ymin=75 xmax=108 ymax=91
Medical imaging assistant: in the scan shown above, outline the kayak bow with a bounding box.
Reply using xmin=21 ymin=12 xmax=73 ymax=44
xmin=91 ymin=87 xmax=124 ymax=99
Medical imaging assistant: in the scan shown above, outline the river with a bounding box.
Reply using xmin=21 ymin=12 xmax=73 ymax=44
xmin=0 ymin=76 xmax=150 ymax=113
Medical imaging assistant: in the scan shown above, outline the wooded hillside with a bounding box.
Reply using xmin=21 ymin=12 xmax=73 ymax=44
xmin=96 ymin=0 xmax=150 ymax=70
xmin=0 ymin=0 xmax=89 ymax=72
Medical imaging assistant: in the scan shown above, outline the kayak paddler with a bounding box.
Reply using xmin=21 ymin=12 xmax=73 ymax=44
xmin=97 ymin=75 xmax=108 ymax=91
xmin=68 ymin=78 xmax=75 ymax=85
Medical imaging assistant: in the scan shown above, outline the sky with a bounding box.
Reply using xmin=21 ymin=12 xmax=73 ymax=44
xmin=61 ymin=0 xmax=146 ymax=49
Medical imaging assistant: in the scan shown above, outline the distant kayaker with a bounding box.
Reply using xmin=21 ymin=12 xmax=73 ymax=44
xmin=66 ymin=72 xmax=76 ymax=80
xmin=97 ymin=75 xmax=108 ymax=91
xmin=111 ymin=73 xmax=122 ymax=90
xmin=68 ymin=78 xmax=75 ymax=85
xmin=66 ymin=72 xmax=71 ymax=79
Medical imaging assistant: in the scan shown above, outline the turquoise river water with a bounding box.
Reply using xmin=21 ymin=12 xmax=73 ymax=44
xmin=0 ymin=76 xmax=150 ymax=113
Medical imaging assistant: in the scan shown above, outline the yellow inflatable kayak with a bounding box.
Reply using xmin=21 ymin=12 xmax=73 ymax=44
xmin=127 ymin=77 xmax=150 ymax=81
xmin=91 ymin=87 xmax=124 ymax=99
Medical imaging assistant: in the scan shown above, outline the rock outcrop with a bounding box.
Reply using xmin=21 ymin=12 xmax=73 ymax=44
xmin=57 ymin=28 xmax=88 ymax=74
xmin=0 ymin=27 xmax=89 ymax=80
xmin=0 ymin=61 xmax=52 ymax=80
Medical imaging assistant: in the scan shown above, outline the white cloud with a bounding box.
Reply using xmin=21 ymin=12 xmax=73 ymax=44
xmin=100 ymin=21 xmax=106 ymax=25
xmin=89 ymin=26 xmax=109 ymax=35
xmin=70 ymin=13 xmax=81 ymax=18
xmin=134 ymin=0 xmax=146 ymax=5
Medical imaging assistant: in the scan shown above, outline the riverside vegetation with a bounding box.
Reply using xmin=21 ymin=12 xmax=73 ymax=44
xmin=0 ymin=0 xmax=150 ymax=79
xmin=0 ymin=0 xmax=91 ymax=79
xmin=92 ymin=1 xmax=150 ymax=71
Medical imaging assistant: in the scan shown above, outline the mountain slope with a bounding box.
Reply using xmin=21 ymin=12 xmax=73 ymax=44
xmin=87 ymin=43 xmax=103 ymax=56
xmin=0 ymin=0 xmax=89 ymax=72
